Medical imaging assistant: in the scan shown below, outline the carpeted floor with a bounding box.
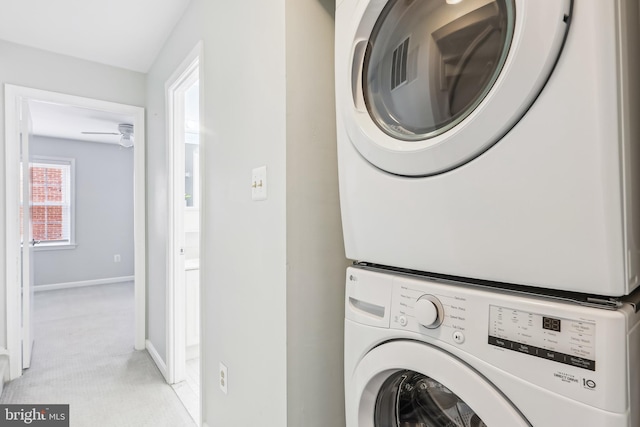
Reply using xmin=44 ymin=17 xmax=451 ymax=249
xmin=0 ymin=282 xmax=196 ymax=427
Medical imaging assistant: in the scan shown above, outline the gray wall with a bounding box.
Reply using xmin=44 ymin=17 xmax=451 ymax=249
xmin=0 ymin=40 xmax=146 ymax=350
xmin=146 ymin=0 xmax=346 ymax=426
xmin=30 ymin=136 xmax=134 ymax=286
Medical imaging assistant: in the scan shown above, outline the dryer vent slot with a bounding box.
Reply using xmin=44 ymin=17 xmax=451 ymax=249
xmin=391 ymin=37 xmax=410 ymax=90
xmin=349 ymin=297 xmax=385 ymax=318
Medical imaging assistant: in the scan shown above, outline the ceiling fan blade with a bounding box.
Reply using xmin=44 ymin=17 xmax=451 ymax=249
xmin=81 ymin=131 xmax=121 ymax=135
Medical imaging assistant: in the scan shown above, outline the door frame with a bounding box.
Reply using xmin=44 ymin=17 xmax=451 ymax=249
xmin=4 ymin=84 xmax=146 ymax=380
xmin=19 ymin=99 xmax=34 ymax=370
xmin=165 ymin=41 xmax=203 ymax=385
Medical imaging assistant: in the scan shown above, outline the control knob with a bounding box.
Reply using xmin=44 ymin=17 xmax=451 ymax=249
xmin=415 ymin=295 xmax=444 ymax=329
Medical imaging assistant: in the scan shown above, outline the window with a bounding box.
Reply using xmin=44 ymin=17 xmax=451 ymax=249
xmin=363 ymin=0 xmax=514 ymax=141
xmin=22 ymin=157 xmax=75 ymax=248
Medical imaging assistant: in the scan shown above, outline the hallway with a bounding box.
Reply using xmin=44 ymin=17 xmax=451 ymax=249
xmin=0 ymin=283 xmax=195 ymax=426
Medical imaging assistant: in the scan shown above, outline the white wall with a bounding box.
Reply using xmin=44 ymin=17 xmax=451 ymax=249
xmin=285 ymin=0 xmax=349 ymax=426
xmin=30 ymin=136 xmax=134 ymax=286
xmin=146 ymin=0 xmax=345 ymax=426
xmin=147 ymin=1 xmax=288 ymax=424
xmin=0 ymin=40 xmax=146 ymax=349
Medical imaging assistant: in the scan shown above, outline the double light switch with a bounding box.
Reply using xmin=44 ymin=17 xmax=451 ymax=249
xmin=251 ymin=166 xmax=267 ymax=201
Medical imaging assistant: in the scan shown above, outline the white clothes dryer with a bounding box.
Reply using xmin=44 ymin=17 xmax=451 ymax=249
xmin=335 ymin=0 xmax=640 ymax=296
xmin=344 ymin=266 xmax=640 ymax=427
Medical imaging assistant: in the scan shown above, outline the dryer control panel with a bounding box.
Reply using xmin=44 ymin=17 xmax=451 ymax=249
xmin=488 ymin=305 xmax=595 ymax=371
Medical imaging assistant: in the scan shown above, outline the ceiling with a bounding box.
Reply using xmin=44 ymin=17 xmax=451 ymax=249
xmin=26 ymin=80 xmax=199 ymax=146
xmin=0 ymin=0 xmax=193 ymax=145
xmin=0 ymin=0 xmax=192 ymax=73
xmin=28 ymin=101 xmax=136 ymax=146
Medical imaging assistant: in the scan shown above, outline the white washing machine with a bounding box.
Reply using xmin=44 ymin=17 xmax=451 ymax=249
xmin=345 ymin=266 xmax=640 ymax=426
xmin=335 ymin=0 xmax=640 ymax=296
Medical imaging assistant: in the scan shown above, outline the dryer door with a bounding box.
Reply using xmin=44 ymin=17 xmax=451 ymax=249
xmin=353 ymin=341 xmax=529 ymax=426
xmin=338 ymin=0 xmax=571 ymax=176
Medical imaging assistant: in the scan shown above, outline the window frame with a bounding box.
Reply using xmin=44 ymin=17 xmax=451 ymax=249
xmin=28 ymin=155 xmax=76 ymax=251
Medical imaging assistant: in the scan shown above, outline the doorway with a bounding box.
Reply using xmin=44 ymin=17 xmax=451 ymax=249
xmin=4 ymin=85 xmax=146 ymax=380
xmin=166 ymin=42 xmax=203 ymax=424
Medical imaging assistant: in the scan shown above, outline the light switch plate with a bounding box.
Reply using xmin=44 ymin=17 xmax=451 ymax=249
xmin=251 ymin=166 xmax=267 ymax=201
xmin=219 ymin=362 xmax=228 ymax=394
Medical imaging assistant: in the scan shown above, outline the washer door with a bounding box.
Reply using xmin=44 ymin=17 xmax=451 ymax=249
xmin=353 ymin=341 xmax=529 ymax=426
xmin=339 ymin=0 xmax=571 ymax=176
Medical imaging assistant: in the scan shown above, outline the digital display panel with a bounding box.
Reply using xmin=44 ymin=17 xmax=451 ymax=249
xmin=489 ymin=306 xmax=595 ymax=371
xmin=542 ymin=316 xmax=561 ymax=332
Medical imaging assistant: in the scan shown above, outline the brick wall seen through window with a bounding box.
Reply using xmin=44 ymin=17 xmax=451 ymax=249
xmin=22 ymin=160 xmax=72 ymax=245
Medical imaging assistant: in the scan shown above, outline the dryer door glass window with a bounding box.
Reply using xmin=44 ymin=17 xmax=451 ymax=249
xmin=363 ymin=0 xmax=515 ymax=141
xmin=374 ymin=370 xmax=486 ymax=427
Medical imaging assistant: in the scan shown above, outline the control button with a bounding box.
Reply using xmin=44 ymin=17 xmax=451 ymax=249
xmin=453 ymin=331 xmax=465 ymax=344
xmin=399 ymin=316 xmax=407 ymax=326
xmin=415 ymin=295 xmax=444 ymax=329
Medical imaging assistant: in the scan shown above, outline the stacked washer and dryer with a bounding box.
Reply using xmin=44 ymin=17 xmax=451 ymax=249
xmin=335 ymin=0 xmax=640 ymax=425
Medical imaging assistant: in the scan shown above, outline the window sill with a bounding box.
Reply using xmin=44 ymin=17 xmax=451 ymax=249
xmin=34 ymin=243 xmax=77 ymax=252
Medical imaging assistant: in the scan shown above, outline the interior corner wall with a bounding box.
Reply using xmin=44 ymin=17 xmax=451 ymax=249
xmin=30 ymin=136 xmax=135 ymax=287
xmin=145 ymin=0 xmax=288 ymax=425
xmin=0 ymin=39 xmax=146 ymax=350
xmin=285 ymin=1 xmax=349 ymax=426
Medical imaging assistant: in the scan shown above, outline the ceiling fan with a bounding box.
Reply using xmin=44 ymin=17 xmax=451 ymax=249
xmin=81 ymin=123 xmax=134 ymax=148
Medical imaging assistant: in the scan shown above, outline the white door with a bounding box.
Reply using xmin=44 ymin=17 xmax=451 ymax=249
xmin=167 ymin=45 xmax=201 ymax=386
xmin=352 ymin=340 xmax=529 ymax=426
xmin=337 ymin=0 xmax=571 ymax=176
xmin=20 ymin=100 xmax=35 ymax=369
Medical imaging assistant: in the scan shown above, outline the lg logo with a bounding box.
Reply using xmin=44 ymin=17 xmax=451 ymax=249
xmin=583 ymin=378 xmax=596 ymax=389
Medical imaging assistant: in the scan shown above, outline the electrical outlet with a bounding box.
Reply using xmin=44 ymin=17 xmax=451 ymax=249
xmin=114 ymin=254 xmax=121 ymax=263
xmin=219 ymin=362 xmax=228 ymax=394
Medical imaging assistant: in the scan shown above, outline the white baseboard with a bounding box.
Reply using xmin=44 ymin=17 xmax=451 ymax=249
xmin=34 ymin=276 xmax=135 ymax=292
xmin=186 ymin=344 xmax=199 ymax=361
xmin=146 ymin=339 xmax=168 ymax=381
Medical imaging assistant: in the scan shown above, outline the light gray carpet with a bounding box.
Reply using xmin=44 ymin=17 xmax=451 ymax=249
xmin=0 ymin=282 xmax=196 ymax=427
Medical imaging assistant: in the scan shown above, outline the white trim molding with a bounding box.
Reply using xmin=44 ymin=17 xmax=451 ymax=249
xmin=146 ymin=339 xmax=168 ymax=381
xmin=34 ymin=276 xmax=135 ymax=292
xmin=165 ymin=41 xmax=203 ymax=386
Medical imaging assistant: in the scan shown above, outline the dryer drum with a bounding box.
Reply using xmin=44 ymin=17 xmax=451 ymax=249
xmin=363 ymin=0 xmax=514 ymax=142
xmin=374 ymin=370 xmax=487 ymax=427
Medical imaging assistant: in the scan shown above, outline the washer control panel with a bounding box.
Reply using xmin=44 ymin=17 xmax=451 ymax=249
xmin=415 ymin=295 xmax=444 ymax=328
xmin=346 ymin=266 xmax=634 ymax=413
xmin=488 ymin=305 xmax=596 ymax=371
xmin=390 ymin=281 xmax=469 ymax=337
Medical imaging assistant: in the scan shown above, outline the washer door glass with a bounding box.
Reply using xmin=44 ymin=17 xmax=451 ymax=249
xmin=363 ymin=0 xmax=515 ymax=141
xmin=375 ymin=370 xmax=486 ymax=427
